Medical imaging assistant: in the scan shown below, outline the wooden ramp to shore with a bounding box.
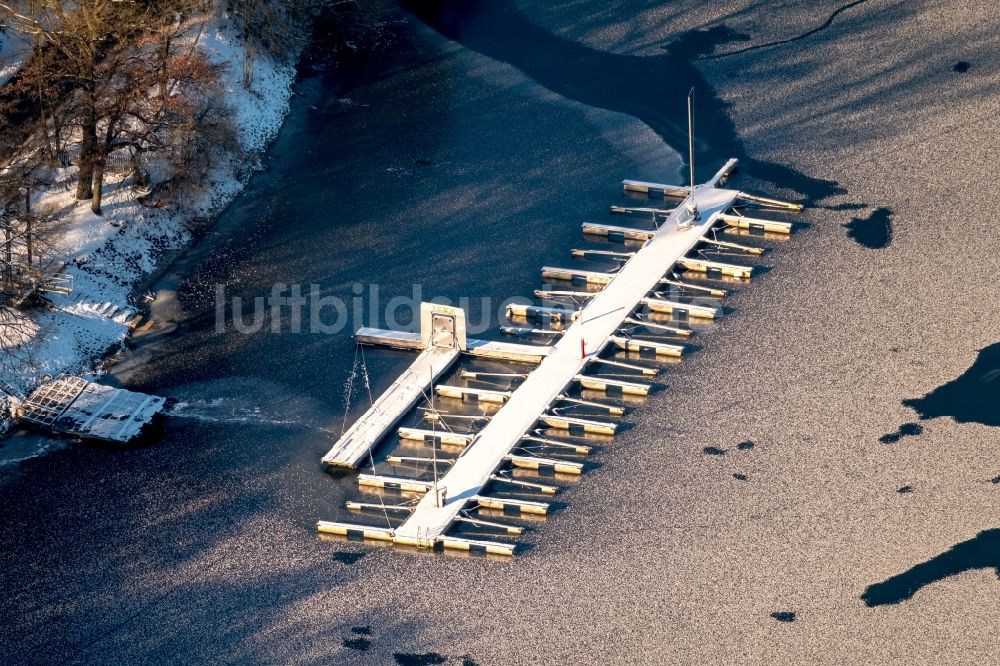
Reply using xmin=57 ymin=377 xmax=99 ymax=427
xmin=18 ymin=376 xmax=165 ymax=443
xmin=318 ymin=158 xmax=804 ymax=555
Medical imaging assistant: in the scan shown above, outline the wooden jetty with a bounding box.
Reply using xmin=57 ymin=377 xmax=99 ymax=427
xmin=318 ymin=156 xmax=804 ymax=555
xmin=18 ymin=376 xmax=165 ymax=443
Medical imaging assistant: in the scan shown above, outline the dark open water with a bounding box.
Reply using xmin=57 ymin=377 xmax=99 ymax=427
xmin=0 ymin=7 xmax=696 ymax=660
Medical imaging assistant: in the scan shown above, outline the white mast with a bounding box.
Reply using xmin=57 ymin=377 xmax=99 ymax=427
xmin=684 ymin=88 xmax=699 ymax=223
xmin=430 ymin=369 xmax=438 ymax=491
xmin=688 ymin=87 xmax=696 ymax=193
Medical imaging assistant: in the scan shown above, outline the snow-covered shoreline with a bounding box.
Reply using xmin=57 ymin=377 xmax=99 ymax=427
xmin=1 ymin=17 xmax=301 ymax=420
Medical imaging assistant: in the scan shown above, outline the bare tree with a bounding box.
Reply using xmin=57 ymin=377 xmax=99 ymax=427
xmin=115 ymin=44 xmax=237 ymax=200
xmin=157 ymin=53 xmax=238 ymax=189
xmin=0 ymin=302 xmax=37 ymax=379
xmin=0 ymin=164 xmax=65 ymax=296
xmin=0 ymin=2 xmax=145 ymax=200
xmin=0 ymin=1 xmax=227 ymax=214
xmin=227 ymin=0 xmax=308 ymax=87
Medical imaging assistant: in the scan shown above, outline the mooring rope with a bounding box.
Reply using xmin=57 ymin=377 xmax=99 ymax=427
xmin=340 ymin=344 xmax=360 ymax=436
xmin=416 ymin=382 xmax=457 ymax=435
xmin=359 ymin=343 xmax=374 ymax=406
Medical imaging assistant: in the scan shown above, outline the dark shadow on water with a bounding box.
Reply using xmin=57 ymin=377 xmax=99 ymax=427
xmin=903 ymin=343 xmax=1000 ymax=427
xmin=861 ymin=529 xmax=1000 ymax=606
xmin=844 ymin=206 xmax=893 ymax=249
xmin=344 ymin=637 xmax=372 ymax=651
xmin=818 ymin=202 xmax=868 ymax=211
xmin=395 ymin=652 xmax=447 ymax=666
xmin=399 ymin=0 xmax=846 ymax=204
xmin=879 ymin=422 xmax=922 ymax=444
xmin=333 ymin=550 xmax=366 ymax=565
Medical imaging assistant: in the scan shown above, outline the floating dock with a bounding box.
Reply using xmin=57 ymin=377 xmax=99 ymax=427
xmin=353 ymin=328 xmax=553 ymax=364
xmin=321 ymin=345 xmax=460 ymax=468
xmin=318 ymin=157 xmax=803 ymax=555
xmin=18 ymin=376 xmax=165 ymax=444
xmin=322 ymin=304 xmax=556 ymax=468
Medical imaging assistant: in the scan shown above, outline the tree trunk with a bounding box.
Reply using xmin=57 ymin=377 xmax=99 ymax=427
xmin=77 ymin=113 xmax=96 ymax=200
xmin=243 ymin=40 xmax=254 ymax=89
xmin=91 ymin=160 xmax=105 ymax=215
xmin=3 ymin=227 xmax=11 ymax=285
xmin=159 ymin=33 xmax=170 ymax=98
xmin=76 ymin=79 xmax=97 ymax=200
xmin=35 ymin=70 xmax=53 ymax=163
xmin=53 ymin=108 xmax=63 ymax=158
xmin=24 ymin=190 xmax=31 ymax=268
xmin=39 ymin=108 xmax=53 ymax=163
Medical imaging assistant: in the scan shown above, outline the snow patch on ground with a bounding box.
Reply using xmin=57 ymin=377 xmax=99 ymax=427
xmin=1 ymin=16 xmax=297 ymax=397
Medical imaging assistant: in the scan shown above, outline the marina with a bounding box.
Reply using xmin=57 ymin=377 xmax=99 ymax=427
xmin=4 ymin=0 xmax=995 ymax=660
xmin=318 ymin=156 xmax=802 ymax=555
